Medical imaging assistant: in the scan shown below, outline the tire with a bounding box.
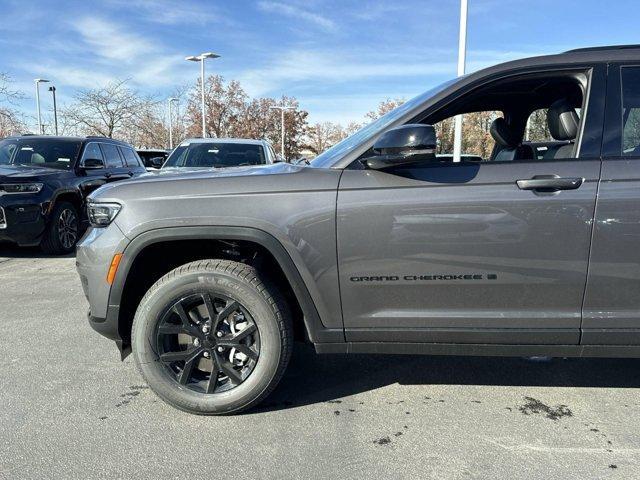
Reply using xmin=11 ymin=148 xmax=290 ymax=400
xmin=40 ymin=201 xmax=79 ymax=255
xmin=131 ymin=259 xmax=293 ymax=415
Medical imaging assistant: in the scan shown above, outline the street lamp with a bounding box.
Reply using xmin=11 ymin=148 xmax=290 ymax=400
xmin=167 ymin=97 xmax=179 ymax=149
xmin=270 ymin=105 xmax=295 ymax=161
xmin=48 ymin=86 xmax=58 ymax=136
xmin=34 ymin=78 xmax=50 ymax=134
xmin=185 ymin=52 xmax=220 ymax=138
xmin=452 ymin=0 xmax=468 ymax=163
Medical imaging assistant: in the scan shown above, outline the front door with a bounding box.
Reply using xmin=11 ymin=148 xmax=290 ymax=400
xmin=337 ymin=67 xmax=606 ymax=345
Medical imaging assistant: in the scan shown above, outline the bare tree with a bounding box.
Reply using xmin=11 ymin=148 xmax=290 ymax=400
xmin=365 ymin=98 xmax=406 ymax=122
xmin=185 ymin=75 xmax=248 ymax=139
xmin=62 ymin=80 xmax=146 ymax=138
xmin=0 ymin=73 xmax=26 ymax=137
xmin=306 ymin=121 xmax=348 ymax=154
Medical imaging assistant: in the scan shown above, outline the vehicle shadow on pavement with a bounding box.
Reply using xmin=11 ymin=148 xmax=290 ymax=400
xmin=0 ymin=244 xmax=75 ymax=259
xmin=253 ymin=344 xmax=640 ymax=413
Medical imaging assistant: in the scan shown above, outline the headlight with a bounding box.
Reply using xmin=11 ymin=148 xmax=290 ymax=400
xmin=87 ymin=202 xmax=121 ymax=227
xmin=0 ymin=183 xmax=43 ymax=194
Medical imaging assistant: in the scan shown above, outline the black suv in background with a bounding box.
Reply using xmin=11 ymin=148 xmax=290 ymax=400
xmin=0 ymin=135 xmax=145 ymax=254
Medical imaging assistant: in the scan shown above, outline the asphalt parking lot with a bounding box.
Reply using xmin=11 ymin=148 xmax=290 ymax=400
xmin=1 ymin=247 xmax=639 ymax=479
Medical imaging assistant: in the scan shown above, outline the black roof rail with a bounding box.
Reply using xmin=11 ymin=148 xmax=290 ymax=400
xmin=85 ymin=135 xmax=108 ymax=139
xmin=21 ymin=133 xmax=37 ymax=136
xmin=565 ymin=44 xmax=640 ymax=53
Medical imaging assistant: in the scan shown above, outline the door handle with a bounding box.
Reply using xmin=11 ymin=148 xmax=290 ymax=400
xmin=516 ymin=175 xmax=583 ymax=192
xmin=104 ymin=172 xmax=112 ymax=179
xmin=127 ymin=171 xmax=134 ymax=177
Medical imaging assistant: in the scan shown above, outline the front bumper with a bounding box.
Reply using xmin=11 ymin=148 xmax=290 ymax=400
xmin=76 ymin=222 xmax=131 ymax=355
xmin=87 ymin=307 xmax=130 ymax=359
xmin=0 ymin=196 xmax=47 ymax=246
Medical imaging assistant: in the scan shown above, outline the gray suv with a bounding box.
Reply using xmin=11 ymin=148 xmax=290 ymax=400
xmin=77 ymin=45 xmax=640 ymax=414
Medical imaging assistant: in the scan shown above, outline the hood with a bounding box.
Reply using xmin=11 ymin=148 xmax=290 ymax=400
xmin=90 ymin=162 xmax=338 ymax=203
xmin=0 ymin=164 xmax=66 ymax=181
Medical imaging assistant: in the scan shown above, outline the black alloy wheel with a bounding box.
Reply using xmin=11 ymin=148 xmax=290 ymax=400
xmin=57 ymin=207 xmax=78 ymax=250
xmin=156 ymin=293 xmax=260 ymax=394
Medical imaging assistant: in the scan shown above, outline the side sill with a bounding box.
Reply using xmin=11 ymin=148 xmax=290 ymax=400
xmin=314 ymin=342 xmax=640 ymax=358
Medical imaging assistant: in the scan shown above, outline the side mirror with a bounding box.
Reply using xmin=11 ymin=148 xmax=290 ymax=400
xmin=149 ymin=157 xmax=165 ymax=168
xmin=364 ymin=124 xmax=437 ymax=170
xmin=273 ymin=154 xmax=285 ymax=163
xmin=81 ymin=158 xmax=104 ymax=169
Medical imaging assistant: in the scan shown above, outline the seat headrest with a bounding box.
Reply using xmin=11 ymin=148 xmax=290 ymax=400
xmin=490 ymin=118 xmax=519 ymax=148
xmin=547 ymin=99 xmax=579 ymax=141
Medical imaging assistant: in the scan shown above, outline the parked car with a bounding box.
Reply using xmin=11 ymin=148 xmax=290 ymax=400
xmin=136 ymin=148 xmax=170 ymax=170
xmin=77 ymin=44 xmax=640 ymax=415
xmin=162 ymin=138 xmax=277 ymax=169
xmin=0 ymin=135 xmax=145 ymax=254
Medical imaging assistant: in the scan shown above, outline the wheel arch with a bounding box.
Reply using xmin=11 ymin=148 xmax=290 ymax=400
xmin=48 ymin=189 xmax=83 ymax=217
xmin=110 ymin=226 xmax=343 ymax=356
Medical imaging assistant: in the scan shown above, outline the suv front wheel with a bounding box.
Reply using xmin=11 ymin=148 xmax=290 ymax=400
xmin=40 ymin=201 xmax=79 ymax=255
xmin=131 ymin=259 xmax=293 ymax=415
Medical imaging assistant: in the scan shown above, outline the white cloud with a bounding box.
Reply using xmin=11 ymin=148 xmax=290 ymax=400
xmin=257 ymin=1 xmax=336 ymax=31
xmin=74 ymin=18 xmax=156 ymax=64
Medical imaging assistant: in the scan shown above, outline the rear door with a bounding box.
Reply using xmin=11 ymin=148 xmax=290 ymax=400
xmin=118 ymin=146 xmax=147 ymax=177
xmin=99 ymin=142 xmax=132 ymax=182
xmin=583 ymin=64 xmax=640 ymax=345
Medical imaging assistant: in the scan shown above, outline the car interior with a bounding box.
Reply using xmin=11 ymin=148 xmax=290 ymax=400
xmin=423 ymin=71 xmax=587 ymax=162
xmin=8 ymin=139 xmax=81 ymax=170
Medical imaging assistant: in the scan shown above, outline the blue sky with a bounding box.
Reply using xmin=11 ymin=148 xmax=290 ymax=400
xmin=1 ymin=0 xmax=640 ymax=129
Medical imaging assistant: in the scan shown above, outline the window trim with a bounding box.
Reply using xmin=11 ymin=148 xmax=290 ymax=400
xmin=346 ymin=64 xmax=607 ymax=169
xmin=79 ymin=142 xmax=105 ymax=169
xmin=603 ymin=63 xmax=640 ymax=158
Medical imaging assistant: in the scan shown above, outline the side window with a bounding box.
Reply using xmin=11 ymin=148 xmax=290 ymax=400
xmin=621 ymin=66 xmax=640 ymax=156
xmin=433 ymin=111 xmax=501 ymax=162
xmin=119 ymin=146 xmax=142 ymax=167
xmin=100 ymin=143 xmax=124 ymax=168
xmin=81 ymin=143 xmax=104 ymax=165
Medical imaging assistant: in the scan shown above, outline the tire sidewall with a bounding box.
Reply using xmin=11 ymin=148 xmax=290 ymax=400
xmin=132 ymin=266 xmax=283 ymax=414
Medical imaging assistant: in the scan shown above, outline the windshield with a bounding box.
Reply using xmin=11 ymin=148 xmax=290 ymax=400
xmin=311 ymin=78 xmax=458 ymax=168
xmin=164 ymin=142 xmax=267 ymax=168
xmin=0 ymin=138 xmax=81 ymax=170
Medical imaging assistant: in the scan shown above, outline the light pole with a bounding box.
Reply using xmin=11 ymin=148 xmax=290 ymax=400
xmin=48 ymin=86 xmax=58 ymax=135
xmin=185 ymin=52 xmax=220 ymax=138
xmin=167 ymin=97 xmax=178 ymax=149
xmin=452 ymin=0 xmax=468 ymax=163
xmin=270 ymin=105 xmax=295 ymax=161
xmin=34 ymin=78 xmax=50 ymax=134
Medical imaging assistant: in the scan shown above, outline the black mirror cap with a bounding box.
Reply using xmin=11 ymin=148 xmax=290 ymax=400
xmin=82 ymin=158 xmax=105 ymax=169
xmin=365 ymin=124 xmax=437 ymax=170
xmin=373 ymin=124 xmax=436 ymax=155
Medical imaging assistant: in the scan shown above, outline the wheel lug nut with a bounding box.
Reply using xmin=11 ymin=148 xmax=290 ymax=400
xmin=193 ymin=338 xmax=201 ymax=347
xmin=202 ymin=325 xmax=210 ymax=333
xmin=203 ymin=351 xmax=210 ymax=358
xmin=217 ymin=346 xmax=224 ymax=353
xmin=216 ymin=331 xmax=223 ymax=338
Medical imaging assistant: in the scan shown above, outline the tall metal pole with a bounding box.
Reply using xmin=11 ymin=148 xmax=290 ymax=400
xmin=49 ymin=86 xmax=58 ymax=135
xmin=270 ymin=105 xmax=295 ymax=161
xmin=200 ymin=59 xmax=206 ymax=138
xmin=186 ymin=53 xmax=219 ymax=139
xmin=168 ymin=98 xmax=178 ymax=149
xmin=35 ymin=83 xmax=42 ymax=134
xmin=452 ymin=0 xmax=468 ymax=163
xmin=280 ymin=109 xmax=285 ymax=159
xmin=34 ymin=78 xmax=50 ymax=135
